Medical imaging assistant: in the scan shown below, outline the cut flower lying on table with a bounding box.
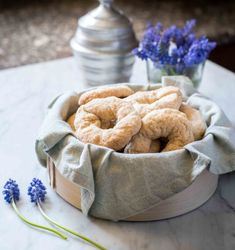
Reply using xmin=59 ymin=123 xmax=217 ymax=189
xmin=2 ymin=179 xmax=67 ymax=240
xmin=2 ymin=178 xmax=107 ymax=250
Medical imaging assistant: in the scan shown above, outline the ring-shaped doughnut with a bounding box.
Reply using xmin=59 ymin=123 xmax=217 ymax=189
xmin=125 ymin=108 xmax=194 ymax=153
xmin=125 ymin=86 xmax=183 ymax=117
xmin=124 ymin=133 xmax=161 ymax=154
xmin=74 ymin=97 xmax=142 ymax=151
xmin=78 ymin=85 xmax=134 ymax=105
xmin=180 ymin=103 xmax=207 ymax=140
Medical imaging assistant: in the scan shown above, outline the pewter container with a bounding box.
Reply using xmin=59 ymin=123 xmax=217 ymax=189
xmin=70 ymin=0 xmax=137 ymax=86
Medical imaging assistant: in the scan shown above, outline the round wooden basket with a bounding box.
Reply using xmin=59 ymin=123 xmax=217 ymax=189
xmin=47 ymin=157 xmax=218 ymax=221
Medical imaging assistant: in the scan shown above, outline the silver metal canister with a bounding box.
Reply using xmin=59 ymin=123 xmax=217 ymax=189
xmin=70 ymin=0 xmax=137 ymax=86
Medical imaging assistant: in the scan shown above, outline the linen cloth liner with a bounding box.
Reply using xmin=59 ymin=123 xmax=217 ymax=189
xmin=35 ymin=77 xmax=235 ymax=221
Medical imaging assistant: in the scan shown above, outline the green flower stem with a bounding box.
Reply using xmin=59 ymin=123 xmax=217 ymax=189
xmin=168 ymin=67 xmax=176 ymax=75
xmin=161 ymin=68 xmax=168 ymax=75
xmin=11 ymin=199 xmax=67 ymax=240
xmin=37 ymin=201 xmax=107 ymax=250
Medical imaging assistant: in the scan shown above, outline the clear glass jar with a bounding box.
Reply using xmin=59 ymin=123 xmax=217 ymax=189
xmin=146 ymin=60 xmax=205 ymax=89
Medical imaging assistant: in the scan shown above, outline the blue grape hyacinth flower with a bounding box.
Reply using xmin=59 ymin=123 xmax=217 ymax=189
xmin=28 ymin=178 xmax=106 ymax=250
xmin=2 ymin=178 xmax=67 ymax=240
xmin=3 ymin=179 xmax=20 ymax=203
xmin=133 ymin=19 xmax=216 ymax=74
xmin=28 ymin=178 xmax=47 ymax=203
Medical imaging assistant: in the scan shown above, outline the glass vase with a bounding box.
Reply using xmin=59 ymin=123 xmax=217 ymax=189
xmin=146 ymin=60 xmax=205 ymax=89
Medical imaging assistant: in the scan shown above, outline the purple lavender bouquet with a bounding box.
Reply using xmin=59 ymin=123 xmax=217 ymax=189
xmin=133 ymin=20 xmax=216 ymax=87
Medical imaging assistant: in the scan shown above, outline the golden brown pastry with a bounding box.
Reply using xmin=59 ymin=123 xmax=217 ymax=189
xmin=126 ymin=109 xmax=194 ymax=153
xmin=124 ymin=133 xmax=161 ymax=154
xmin=74 ymin=97 xmax=141 ymax=151
xmin=78 ymin=85 xmax=134 ymax=105
xmin=72 ymin=85 xmax=206 ymax=153
xmin=125 ymin=86 xmax=183 ymax=117
xmin=180 ymin=103 xmax=207 ymax=140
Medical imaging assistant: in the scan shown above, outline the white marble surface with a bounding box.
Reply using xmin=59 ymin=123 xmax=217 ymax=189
xmin=0 ymin=58 xmax=235 ymax=250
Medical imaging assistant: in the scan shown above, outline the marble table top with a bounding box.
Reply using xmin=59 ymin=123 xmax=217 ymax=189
xmin=0 ymin=58 xmax=235 ymax=250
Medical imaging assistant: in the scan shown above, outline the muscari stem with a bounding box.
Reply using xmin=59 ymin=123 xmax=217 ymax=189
xmin=11 ymin=199 xmax=67 ymax=240
xmin=37 ymin=201 xmax=107 ymax=250
xmin=168 ymin=67 xmax=176 ymax=75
